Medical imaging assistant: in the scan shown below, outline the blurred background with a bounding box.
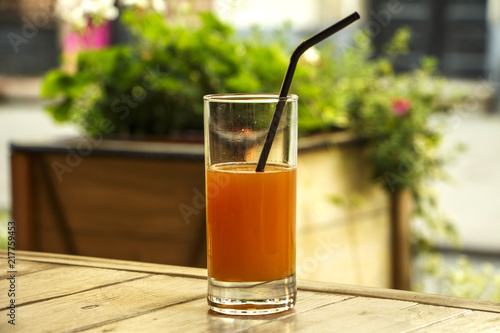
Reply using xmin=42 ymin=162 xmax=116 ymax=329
xmin=0 ymin=0 xmax=499 ymax=300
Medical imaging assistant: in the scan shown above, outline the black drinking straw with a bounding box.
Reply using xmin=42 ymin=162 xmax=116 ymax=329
xmin=255 ymin=12 xmax=361 ymax=172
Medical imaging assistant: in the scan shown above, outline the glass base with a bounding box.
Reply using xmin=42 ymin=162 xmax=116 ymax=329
xmin=207 ymin=274 xmax=296 ymax=316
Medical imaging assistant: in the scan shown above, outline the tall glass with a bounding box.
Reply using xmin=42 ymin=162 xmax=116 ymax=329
xmin=204 ymin=94 xmax=298 ymax=315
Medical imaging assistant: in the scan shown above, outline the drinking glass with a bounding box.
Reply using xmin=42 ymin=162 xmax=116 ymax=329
xmin=204 ymin=93 xmax=298 ymax=315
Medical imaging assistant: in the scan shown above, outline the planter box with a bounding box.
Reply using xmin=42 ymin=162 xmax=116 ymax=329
xmin=11 ymin=139 xmax=207 ymax=268
xmin=296 ymin=133 xmax=391 ymax=287
xmin=11 ymin=133 xmax=406 ymax=288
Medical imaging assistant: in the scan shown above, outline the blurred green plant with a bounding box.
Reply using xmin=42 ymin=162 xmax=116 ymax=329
xmin=0 ymin=209 xmax=9 ymax=250
xmin=297 ymin=29 xmax=463 ymax=190
xmin=312 ymin=29 xmax=500 ymax=301
xmin=41 ymin=9 xmax=289 ymax=137
xmin=416 ymin=254 xmax=500 ymax=301
xmin=314 ymin=29 xmax=500 ymax=301
xmin=299 ymin=28 xmax=463 ymax=259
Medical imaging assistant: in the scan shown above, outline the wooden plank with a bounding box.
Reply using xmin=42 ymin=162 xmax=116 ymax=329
xmin=0 ymin=264 xmax=149 ymax=308
xmin=297 ymin=143 xmax=388 ymax=225
xmin=297 ymin=140 xmax=392 ymax=289
xmin=38 ymin=228 xmax=204 ymax=267
xmin=82 ymin=291 xmax=352 ymax=333
xmin=252 ymin=296 xmax=416 ymax=332
xmin=11 ymin=139 xmax=205 ymax=158
xmin=36 ymin=154 xmax=207 ymax=267
xmin=252 ymin=297 xmax=469 ymax=333
xmin=336 ymin=303 xmax=469 ymax=333
xmin=411 ymin=310 xmax=500 ymax=332
xmin=0 ymin=274 xmax=206 ymax=332
xmin=5 ymin=251 xmax=500 ymax=315
xmin=297 ymin=213 xmax=391 ymax=288
xmin=0 ymin=260 xmax=58 ymax=280
xmin=10 ymin=152 xmax=37 ymax=250
xmin=0 ymin=250 xmax=207 ymax=279
xmin=41 ymin=154 xmax=205 ymax=233
xmin=299 ymin=280 xmax=500 ymax=314
xmin=390 ymin=190 xmax=412 ymax=290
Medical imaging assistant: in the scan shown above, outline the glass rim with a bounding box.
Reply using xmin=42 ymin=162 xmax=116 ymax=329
xmin=203 ymin=93 xmax=298 ymax=103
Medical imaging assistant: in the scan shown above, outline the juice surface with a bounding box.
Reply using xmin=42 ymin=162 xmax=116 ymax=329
xmin=206 ymin=162 xmax=296 ymax=282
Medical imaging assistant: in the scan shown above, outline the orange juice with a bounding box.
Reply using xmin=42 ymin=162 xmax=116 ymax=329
xmin=206 ymin=162 xmax=296 ymax=282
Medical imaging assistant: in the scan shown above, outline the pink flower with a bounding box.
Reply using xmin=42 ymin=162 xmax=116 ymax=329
xmin=391 ymin=98 xmax=411 ymax=116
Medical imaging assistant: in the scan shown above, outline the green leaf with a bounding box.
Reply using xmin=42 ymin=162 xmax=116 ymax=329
xmin=40 ymin=70 xmax=73 ymax=98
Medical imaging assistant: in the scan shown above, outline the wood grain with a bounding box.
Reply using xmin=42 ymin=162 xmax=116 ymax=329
xmin=35 ymin=153 xmax=207 ymax=267
xmin=251 ymin=296 xmax=417 ymax=332
xmin=0 ymin=275 xmax=205 ymax=332
xmin=412 ymin=310 xmax=500 ymax=332
xmin=297 ymin=142 xmax=391 ymax=288
xmin=82 ymin=291 xmax=352 ymax=333
xmin=299 ymin=279 xmax=500 ymax=314
xmin=5 ymin=250 xmax=500 ymax=314
xmin=3 ymin=250 xmax=207 ymax=279
xmin=0 ymin=262 xmax=148 ymax=308
xmin=10 ymin=152 xmax=37 ymax=250
xmin=0 ymin=251 xmax=499 ymax=332
xmin=390 ymin=189 xmax=412 ymax=290
xmin=300 ymin=281 xmax=500 ymax=313
xmin=0 ymin=260 xmax=57 ymax=279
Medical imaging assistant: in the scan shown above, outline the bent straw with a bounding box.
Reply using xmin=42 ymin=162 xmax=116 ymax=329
xmin=255 ymin=12 xmax=360 ymax=172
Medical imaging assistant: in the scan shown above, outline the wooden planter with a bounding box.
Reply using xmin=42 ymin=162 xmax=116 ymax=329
xmin=11 ymin=133 xmax=410 ymax=288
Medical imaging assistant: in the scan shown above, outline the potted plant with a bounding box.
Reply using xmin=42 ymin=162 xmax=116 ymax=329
xmin=296 ymin=29 xmax=465 ymax=289
xmin=41 ymin=4 xmax=290 ymax=139
xmin=55 ymin=0 xmax=120 ymax=72
xmin=15 ymin=5 xmax=465 ymax=288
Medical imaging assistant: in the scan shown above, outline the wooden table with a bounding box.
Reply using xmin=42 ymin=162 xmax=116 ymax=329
xmin=1 ymin=250 xmax=499 ymax=332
